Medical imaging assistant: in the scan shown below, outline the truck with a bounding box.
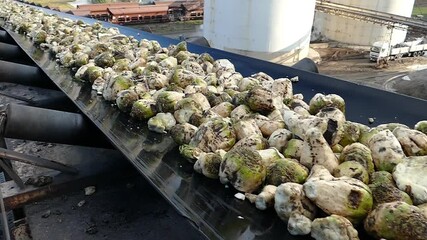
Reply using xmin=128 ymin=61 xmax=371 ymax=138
xmin=369 ymin=40 xmax=427 ymax=62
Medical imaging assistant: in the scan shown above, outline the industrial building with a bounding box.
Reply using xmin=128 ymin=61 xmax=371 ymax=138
xmin=70 ymin=0 xmax=204 ymax=24
xmin=203 ymin=0 xmax=425 ymax=64
xmin=313 ymin=0 xmax=416 ymax=46
xmin=108 ymin=5 xmax=170 ymax=24
xmin=75 ymin=2 xmax=140 ymax=21
xmin=65 ymin=0 xmax=426 ymax=64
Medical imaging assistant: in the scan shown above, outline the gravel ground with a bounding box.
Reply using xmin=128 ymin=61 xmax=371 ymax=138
xmin=25 ymin=177 xmax=205 ymax=240
xmin=318 ymin=53 xmax=427 ymax=99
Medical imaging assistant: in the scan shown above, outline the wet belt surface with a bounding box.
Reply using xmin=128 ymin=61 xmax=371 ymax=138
xmin=2 ymin=6 xmax=427 ymax=239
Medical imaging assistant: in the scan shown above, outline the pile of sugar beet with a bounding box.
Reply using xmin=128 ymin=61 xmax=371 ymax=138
xmin=1 ymin=1 xmax=427 ymax=239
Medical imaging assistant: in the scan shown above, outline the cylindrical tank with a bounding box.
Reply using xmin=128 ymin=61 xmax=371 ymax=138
xmin=203 ymin=0 xmax=316 ymax=64
xmin=313 ymin=0 xmax=415 ymax=46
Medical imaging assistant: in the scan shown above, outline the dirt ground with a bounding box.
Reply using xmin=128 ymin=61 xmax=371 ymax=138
xmin=316 ymin=47 xmax=427 ymax=100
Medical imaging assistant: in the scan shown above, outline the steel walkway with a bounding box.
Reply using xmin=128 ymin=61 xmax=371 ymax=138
xmin=315 ymin=0 xmax=427 ymax=33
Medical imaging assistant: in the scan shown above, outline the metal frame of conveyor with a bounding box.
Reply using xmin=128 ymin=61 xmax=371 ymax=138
xmin=0 ymin=28 xmax=113 ymax=188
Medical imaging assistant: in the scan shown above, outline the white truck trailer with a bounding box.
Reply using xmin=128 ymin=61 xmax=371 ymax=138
xmin=369 ymin=40 xmax=427 ymax=62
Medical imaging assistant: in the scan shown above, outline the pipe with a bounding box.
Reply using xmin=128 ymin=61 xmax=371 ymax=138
xmin=0 ymin=60 xmax=58 ymax=90
xmin=0 ymin=30 xmax=13 ymax=44
xmin=3 ymin=104 xmax=112 ymax=148
xmin=0 ymin=91 xmax=77 ymax=112
xmin=0 ymin=42 xmax=32 ymax=65
xmin=31 ymin=94 xmax=78 ymax=112
xmin=292 ymin=58 xmax=319 ymax=73
xmin=1 ymin=93 xmax=78 ymax=113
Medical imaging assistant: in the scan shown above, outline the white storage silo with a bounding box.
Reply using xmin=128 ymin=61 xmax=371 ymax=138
xmin=203 ymin=0 xmax=317 ymax=64
xmin=313 ymin=0 xmax=416 ymax=46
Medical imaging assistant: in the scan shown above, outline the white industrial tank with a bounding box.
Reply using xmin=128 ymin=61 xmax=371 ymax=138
xmin=313 ymin=0 xmax=416 ymax=46
xmin=203 ymin=0 xmax=316 ymax=64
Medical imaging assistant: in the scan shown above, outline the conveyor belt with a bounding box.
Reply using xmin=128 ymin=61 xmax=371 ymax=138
xmin=316 ymin=0 xmax=427 ymax=33
xmin=1 ymin=4 xmax=427 ymax=240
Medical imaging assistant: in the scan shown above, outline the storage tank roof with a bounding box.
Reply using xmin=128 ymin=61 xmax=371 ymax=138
xmin=154 ymin=1 xmax=175 ymax=5
xmin=108 ymin=6 xmax=169 ymax=15
xmin=154 ymin=0 xmax=202 ymax=8
xmin=77 ymin=2 xmax=139 ymax=11
xmin=70 ymin=9 xmax=91 ymax=16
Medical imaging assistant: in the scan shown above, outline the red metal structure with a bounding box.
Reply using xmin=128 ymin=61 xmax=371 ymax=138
xmin=108 ymin=5 xmax=170 ymax=24
xmin=157 ymin=1 xmax=203 ymax=21
xmin=72 ymin=1 xmax=204 ymax=24
xmin=69 ymin=9 xmax=91 ymax=17
xmin=76 ymin=2 xmax=140 ymax=21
